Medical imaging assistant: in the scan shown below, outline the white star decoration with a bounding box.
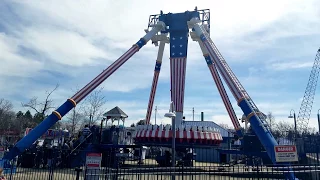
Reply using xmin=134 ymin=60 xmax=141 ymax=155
xmin=172 ymin=53 xmax=175 ymax=55
xmin=179 ymin=52 xmax=182 ymax=55
xmin=180 ymin=44 xmax=183 ymax=47
xmin=172 ymin=37 xmax=175 ymax=40
xmin=172 ymin=45 xmax=175 ymax=48
xmin=180 ymin=37 xmax=183 ymax=39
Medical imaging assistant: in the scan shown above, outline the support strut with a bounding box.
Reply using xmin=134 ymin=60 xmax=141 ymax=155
xmin=3 ymin=21 xmax=166 ymax=161
xmin=191 ymin=21 xmax=296 ymax=180
xmin=145 ymin=38 xmax=167 ymax=124
xmin=196 ymin=40 xmax=243 ymax=138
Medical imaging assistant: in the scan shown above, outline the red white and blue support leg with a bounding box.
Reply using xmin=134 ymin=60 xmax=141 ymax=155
xmin=196 ymin=40 xmax=243 ymax=138
xmin=145 ymin=39 xmax=167 ymax=125
xmin=191 ymin=21 xmax=296 ymax=180
xmin=170 ymin=31 xmax=189 ymax=126
xmin=3 ymin=21 xmax=166 ymax=161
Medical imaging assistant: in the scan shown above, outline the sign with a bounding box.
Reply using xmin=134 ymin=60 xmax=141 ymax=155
xmin=86 ymin=153 xmax=102 ymax=168
xmin=274 ymin=145 xmax=298 ymax=162
xmin=86 ymin=153 xmax=102 ymax=180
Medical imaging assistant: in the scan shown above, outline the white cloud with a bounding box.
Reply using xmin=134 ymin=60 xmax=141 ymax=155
xmin=13 ymin=0 xmax=320 ymax=58
xmin=269 ymin=61 xmax=314 ymax=71
xmin=0 ymin=33 xmax=43 ymax=77
xmin=1 ymin=0 xmax=320 ymax=134
xmin=21 ymin=28 xmax=109 ymax=66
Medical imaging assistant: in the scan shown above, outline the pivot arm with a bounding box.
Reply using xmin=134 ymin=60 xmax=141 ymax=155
xmin=3 ymin=21 xmax=166 ymax=161
xmin=145 ymin=34 xmax=169 ymax=124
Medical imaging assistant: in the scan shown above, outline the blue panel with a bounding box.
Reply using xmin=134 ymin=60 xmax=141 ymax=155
xmin=56 ymin=100 xmax=74 ymax=117
xmin=170 ymin=31 xmax=189 ymax=58
xmin=136 ymin=38 xmax=146 ymax=48
xmin=154 ymin=61 xmax=162 ymax=71
xmin=238 ymin=100 xmax=277 ymax=162
xmin=204 ymin=55 xmax=213 ymax=65
xmin=200 ymin=34 xmax=207 ymax=41
xmin=3 ymin=100 xmax=74 ymax=160
xmin=159 ymin=11 xmax=200 ymax=33
xmin=236 ymin=129 xmax=244 ymax=138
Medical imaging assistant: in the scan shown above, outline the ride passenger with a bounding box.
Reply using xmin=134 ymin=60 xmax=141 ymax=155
xmin=82 ymin=125 xmax=91 ymax=137
xmin=80 ymin=125 xmax=91 ymax=144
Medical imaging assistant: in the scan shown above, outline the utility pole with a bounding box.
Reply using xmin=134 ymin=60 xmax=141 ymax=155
xmin=89 ymin=113 xmax=92 ymax=127
xmin=155 ymin=106 xmax=157 ymax=125
xmin=192 ymin=107 xmax=195 ymax=121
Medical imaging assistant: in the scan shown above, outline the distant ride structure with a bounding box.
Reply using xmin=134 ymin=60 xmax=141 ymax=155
xmin=297 ymin=48 xmax=320 ymax=132
xmin=3 ymin=7 xmax=315 ymax=180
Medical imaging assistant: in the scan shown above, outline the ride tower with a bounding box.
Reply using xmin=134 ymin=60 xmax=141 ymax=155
xmin=2 ymin=7 xmax=296 ymax=180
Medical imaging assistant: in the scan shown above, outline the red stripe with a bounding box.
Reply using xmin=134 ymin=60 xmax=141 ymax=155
xmin=87 ymin=164 xmax=100 ymax=167
xmin=73 ymin=47 xmax=134 ymax=101
xmin=209 ymin=65 xmax=238 ymax=128
xmin=182 ymin=57 xmax=187 ymax=111
xmin=146 ymin=71 xmax=159 ymax=124
xmin=77 ymin=46 xmax=138 ymax=101
xmin=73 ymin=46 xmax=138 ymax=102
xmin=203 ymin=41 xmax=240 ymax=100
xmin=176 ymin=58 xmax=179 ymax=111
xmin=170 ymin=57 xmax=187 ymax=112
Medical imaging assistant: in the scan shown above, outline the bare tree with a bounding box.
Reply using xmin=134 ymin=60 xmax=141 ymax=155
xmin=274 ymin=121 xmax=294 ymax=138
xmin=0 ymin=98 xmax=13 ymax=112
xmin=22 ymin=84 xmax=59 ymax=120
xmin=80 ymin=87 xmax=107 ymax=126
xmin=0 ymin=99 xmax=15 ymax=130
xmin=66 ymin=107 xmax=84 ymax=134
xmin=136 ymin=119 xmax=146 ymax=126
xmin=266 ymin=112 xmax=275 ymax=132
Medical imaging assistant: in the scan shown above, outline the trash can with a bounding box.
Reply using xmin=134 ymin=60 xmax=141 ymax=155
xmin=139 ymin=146 xmax=147 ymax=164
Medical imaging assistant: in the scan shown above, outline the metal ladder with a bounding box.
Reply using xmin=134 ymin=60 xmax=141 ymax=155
xmin=199 ymin=25 xmax=271 ymax=132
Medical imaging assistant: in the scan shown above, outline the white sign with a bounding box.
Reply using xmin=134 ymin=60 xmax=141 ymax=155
xmin=86 ymin=153 xmax=102 ymax=169
xmin=86 ymin=153 xmax=102 ymax=180
xmin=274 ymin=145 xmax=298 ymax=162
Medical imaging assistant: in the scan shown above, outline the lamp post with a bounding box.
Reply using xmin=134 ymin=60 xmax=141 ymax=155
xmin=288 ymin=109 xmax=297 ymax=140
xmin=317 ymin=109 xmax=320 ymax=134
xmin=164 ymin=101 xmax=176 ymax=180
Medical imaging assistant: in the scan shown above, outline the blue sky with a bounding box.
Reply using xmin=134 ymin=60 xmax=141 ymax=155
xmin=1 ymin=0 xmax=320 ymax=130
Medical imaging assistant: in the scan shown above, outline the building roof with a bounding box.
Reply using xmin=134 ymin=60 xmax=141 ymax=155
xmin=103 ymin=106 xmax=128 ymax=118
xmin=184 ymin=121 xmax=234 ymax=137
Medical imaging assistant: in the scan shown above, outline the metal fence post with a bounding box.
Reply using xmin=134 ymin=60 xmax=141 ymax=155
xmin=75 ymin=167 xmax=83 ymax=180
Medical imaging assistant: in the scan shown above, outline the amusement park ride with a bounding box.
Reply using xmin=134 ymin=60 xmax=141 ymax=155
xmin=4 ymin=7 xmax=319 ymax=180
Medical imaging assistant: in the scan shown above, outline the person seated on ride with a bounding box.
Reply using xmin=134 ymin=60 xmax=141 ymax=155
xmin=80 ymin=125 xmax=91 ymax=144
xmin=82 ymin=125 xmax=91 ymax=137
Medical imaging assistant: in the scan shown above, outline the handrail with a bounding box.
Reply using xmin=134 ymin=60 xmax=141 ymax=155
xmin=69 ymin=133 xmax=92 ymax=156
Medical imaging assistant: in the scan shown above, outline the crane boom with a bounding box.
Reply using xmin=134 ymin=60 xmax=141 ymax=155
xmin=297 ymin=48 xmax=320 ymax=132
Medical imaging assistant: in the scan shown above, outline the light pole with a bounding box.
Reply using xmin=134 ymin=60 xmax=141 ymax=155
xmin=164 ymin=101 xmax=176 ymax=180
xmin=317 ymin=109 xmax=320 ymax=133
xmin=288 ymin=109 xmax=297 ymax=140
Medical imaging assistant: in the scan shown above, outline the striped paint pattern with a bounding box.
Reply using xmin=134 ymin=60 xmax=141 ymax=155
xmin=72 ymin=45 xmax=140 ymax=103
xmin=202 ymin=39 xmax=241 ymax=101
xmin=170 ymin=57 xmax=187 ymax=112
xmin=207 ymin=63 xmax=241 ymax=129
xmin=145 ymin=70 xmax=160 ymax=124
